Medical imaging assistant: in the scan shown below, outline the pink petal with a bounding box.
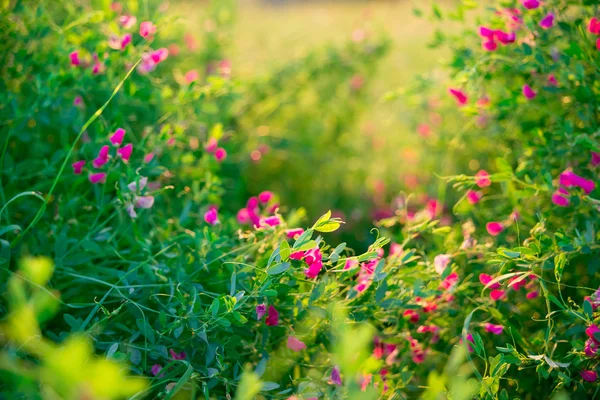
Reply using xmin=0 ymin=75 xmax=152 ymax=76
xmin=286 ymin=336 xmax=306 ymax=352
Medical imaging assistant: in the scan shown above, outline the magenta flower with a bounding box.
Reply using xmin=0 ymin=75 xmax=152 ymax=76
xmin=559 ymin=170 xmax=595 ymax=194
xmin=72 ymin=160 xmax=86 ymax=174
xmin=73 ymin=96 xmax=83 ymax=107
xmin=403 ymin=309 xmax=420 ymax=323
xmin=92 ymin=62 xmax=105 ymax=75
xmin=490 ymin=289 xmax=506 ymax=301
xmin=144 ymin=153 xmax=155 ymax=163
xmin=304 ymin=260 xmax=323 ymax=279
xmin=552 ymin=187 xmax=570 ymax=207
xmin=121 ymin=34 xmax=132 ymax=49
xmin=151 ymin=48 xmax=169 ymax=63
xmin=440 ymin=272 xmax=459 ymax=290
xmin=169 ymin=349 xmax=186 ymax=360
xmin=521 ymin=0 xmax=540 ymax=9
xmin=389 ymin=242 xmax=403 ymax=257
xmin=482 ymin=40 xmax=497 ymax=51
xmin=285 ymin=228 xmax=304 ymax=238
xmin=448 ymin=88 xmax=468 ymax=106
xmin=110 ymin=128 xmax=126 ymax=146
xmin=466 ymin=190 xmax=482 ymax=205
xmin=596 ymin=38 xmax=600 ymax=51
xmin=204 ymin=207 xmax=219 ymax=225
xmin=522 ymin=84 xmax=536 ymax=100
xmin=475 ymin=170 xmax=491 ymax=187
xmin=585 ymin=339 xmax=599 ymax=357
xmin=261 ymin=216 xmax=281 ymax=227
xmin=539 ymin=13 xmax=554 ymax=29
xmin=258 ymin=191 xmax=273 ymax=204
xmin=486 ymin=222 xmax=504 ymax=236
xmin=89 ymin=172 xmax=107 ymax=184
xmin=479 ymin=273 xmax=500 ymax=289
xmin=286 ymin=336 xmax=306 ymax=352
xmin=581 ymin=370 xmax=598 ymax=382
xmin=119 ymin=15 xmax=137 ymax=29
xmin=479 ymin=26 xmax=494 ymax=39
xmin=204 ymin=138 xmax=218 ymax=153
xmin=586 ymin=324 xmax=600 ymax=342
xmin=592 ymin=152 xmax=600 ymax=167
xmin=330 ymin=366 xmax=342 ymax=386
xmin=526 ymin=290 xmax=539 ymax=299
xmin=151 ymin=364 xmax=162 ymax=377
xmin=547 ymin=74 xmax=558 ymax=86
xmin=117 ymin=143 xmax=133 ymax=162
xmin=214 ymin=148 xmax=227 ymax=162
xmin=256 ymin=304 xmax=266 ymax=320
xmin=139 ymin=21 xmax=156 ymax=39
xmin=135 ymin=196 xmax=155 ymax=209
xmin=184 ymin=70 xmax=199 ymax=84
xmin=508 ymin=276 xmax=527 ymax=291
xmin=484 ymin=323 xmax=504 ymax=335
xmin=590 ymin=18 xmax=600 ymax=35
xmin=461 ymin=333 xmax=474 ymax=352
xmin=495 ymin=30 xmax=516 ymax=44
xmin=236 ymin=208 xmax=252 ymax=224
xmin=433 ymin=254 xmax=451 ymax=274
xmin=98 ymin=145 xmax=110 ymax=159
xmin=265 ymin=305 xmax=279 ymax=326
xmin=70 ymin=51 xmax=80 ymax=66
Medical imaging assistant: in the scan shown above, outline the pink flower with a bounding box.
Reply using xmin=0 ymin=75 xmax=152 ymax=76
xmin=73 ymin=96 xmax=83 ymax=107
xmin=440 ymin=272 xmax=459 ymax=290
xmin=482 ymin=40 xmax=497 ymax=51
xmin=92 ymin=157 xmax=107 ymax=169
xmin=484 ymin=323 xmax=504 ymax=335
xmin=389 ymin=242 xmax=403 ymax=257
xmin=596 ymin=38 xmax=600 ymax=51
xmin=552 ymin=187 xmax=570 ymax=207
xmin=150 ymin=48 xmax=169 ymax=63
xmin=286 ymin=336 xmax=306 ymax=352
xmin=119 ymin=15 xmax=137 ymax=29
xmin=479 ymin=26 xmax=494 ymax=39
xmin=403 ymin=309 xmax=420 ymax=323
xmin=70 ymin=51 xmax=80 ymax=66
xmin=169 ymin=349 xmax=186 ymax=360
xmin=589 ymin=18 xmax=600 ymax=35
xmin=72 ymin=160 xmax=86 ymax=174
xmin=475 ymin=170 xmax=491 ymax=187
xmin=127 ymin=204 xmax=138 ymax=218
xmin=523 ymin=84 xmax=537 ymax=100
xmin=92 ymin=62 xmax=105 ymax=75
xmin=586 ymin=324 xmax=600 ymax=343
xmin=204 ymin=207 xmax=219 ymax=225
xmin=508 ymin=276 xmax=527 ymax=291
xmin=144 ymin=153 xmax=155 ymax=163
xmin=486 ymin=222 xmax=504 ymax=236
xmin=521 ymin=0 xmax=540 ymax=9
xmin=110 ymin=128 xmax=126 ymax=146
xmin=490 ymin=289 xmax=506 ymax=301
xmin=214 ymin=148 xmax=227 ymax=162
xmin=127 ymin=176 xmax=148 ymax=192
xmin=585 ymin=339 xmax=599 ymax=357
xmin=135 ymin=196 xmax=154 ymax=209
xmin=417 ymin=124 xmax=431 ymax=137
xmin=539 ymin=13 xmax=554 ymax=29
xmin=592 ymin=152 xmax=600 ymax=167
xmin=98 ymin=145 xmax=110 ymax=159
xmin=139 ymin=21 xmax=156 ymax=39
xmin=344 ymin=259 xmax=358 ymax=270
xmin=261 ymin=216 xmax=281 ymax=227
xmin=121 ymin=34 xmax=132 ymax=49
xmin=581 ymin=370 xmax=598 ymax=382
xmin=495 ymin=30 xmax=516 ymax=44
xmin=285 ymin=228 xmax=304 ymax=239
xmin=258 ymin=191 xmax=273 ymax=204
xmin=185 ymin=70 xmax=199 ymax=84
xmin=461 ymin=333 xmax=474 ymax=352
xmin=479 ymin=273 xmax=500 ymax=289
xmin=466 ymin=190 xmax=482 ymax=204
xmin=256 ymin=304 xmax=266 ymax=320
xmin=448 ymin=88 xmax=468 ymax=106
xmin=330 ymin=366 xmax=342 ymax=386
xmin=205 ymin=138 xmax=218 ymax=153
xmin=89 ymin=172 xmax=107 ymax=184
xmin=117 ymin=143 xmax=133 ymax=162
xmin=433 ymin=254 xmax=451 ymax=274
xmin=526 ymin=291 xmax=539 ymax=299
xmin=265 ymin=305 xmax=279 ymax=326
xmin=559 ymin=170 xmax=595 ymax=194
xmin=547 ymin=74 xmax=558 ymax=86
xmin=151 ymin=364 xmax=162 ymax=376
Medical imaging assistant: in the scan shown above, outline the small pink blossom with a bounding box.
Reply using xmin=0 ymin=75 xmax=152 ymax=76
xmin=144 ymin=153 xmax=155 ymax=163
xmin=403 ymin=309 xmax=420 ymax=323
xmin=127 ymin=176 xmax=148 ymax=192
xmin=479 ymin=273 xmax=500 ymax=289
xmin=539 ymin=13 xmax=555 ymax=29
xmin=92 ymin=62 xmax=105 ymax=75
xmin=135 ymin=196 xmax=154 ymax=209
xmin=185 ymin=70 xmax=199 ymax=84
xmin=440 ymin=272 xmax=459 ymax=291
xmin=482 ymin=40 xmax=497 ymax=51
xmin=526 ymin=290 xmax=539 ymax=299
xmin=590 ymin=18 xmax=600 ymax=35
xmin=151 ymin=364 xmax=162 ymax=376
xmin=466 ymin=190 xmax=482 ymax=204
xmin=585 ymin=339 xmax=599 ymax=357
xmin=475 ymin=170 xmax=491 ymax=187
xmin=479 ymin=26 xmax=494 ymax=39
xmin=169 ymin=349 xmax=186 ymax=360
xmin=417 ymin=124 xmax=431 ymax=137
xmin=73 ymin=96 xmax=83 ymax=107
xmin=261 ymin=216 xmax=281 ymax=227
xmin=92 ymin=157 xmax=108 ymax=169
xmin=117 ymin=143 xmax=133 ymax=162
xmin=139 ymin=21 xmax=156 ymax=39
xmin=330 ymin=366 xmax=342 ymax=386
xmin=121 ymin=34 xmax=132 ymax=49
xmin=508 ymin=276 xmax=528 ymax=291
xmin=559 ymin=170 xmax=595 ymax=194
xmin=484 ymin=323 xmax=504 ymax=335
xmin=125 ymin=204 xmax=137 ymax=219
xmin=204 ymin=207 xmax=219 ymax=225
xmin=461 ymin=333 xmax=474 ymax=352
xmin=70 ymin=51 xmax=80 ymax=66
xmin=110 ymin=128 xmax=126 ymax=146
xmin=523 ymin=84 xmax=537 ymax=100
xmin=592 ymin=152 xmax=600 ymax=167
xmin=581 ymin=370 xmax=598 ymax=382
xmin=433 ymin=254 xmax=451 ymax=274
xmin=285 ymin=228 xmax=304 ymax=239
xmin=389 ymin=242 xmax=403 ymax=257
xmin=490 ymin=289 xmax=506 ymax=301
xmin=286 ymin=336 xmax=306 ymax=352
xmin=150 ymin=48 xmax=169 ymax=63
xmin=521 ymin=0 xmax=540 ymax=9
xmin=547 ymin=74 xmax=558 ymax=86
xmin=119 ymin=15 xmax=137 ymax=29
xmin=72 ymin=160 xmax=86 ymax=174
xmin=586 ymin=324 xmax=600 ymax=342
xmin=89 ymin=172 xmax=107 ymax=184
xmin=448 ymin=88 xmax=468 ymax=106
xmin=98 ymin=145 xmax=110 ymax=159
xmin=265 ymin=305 xmax=279 ymax=326
xmin=486 ymin=222 xmax=504 ymax=236
xmin=552 ymin=187 xmax=570 ymax=207
xmin=214 ymin=148 xmax=227 ymax=162
xmin=205 ymin=138 xmax=218 ymax=153
xmin=258 ymin=191 xmax=273 ymax=204
xmin=256 ymin=304 xmax=266 ymax=320
xmin=495 ymin=30 xmax=516 ymax=44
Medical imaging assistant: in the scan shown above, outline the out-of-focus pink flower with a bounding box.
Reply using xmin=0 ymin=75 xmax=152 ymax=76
xmin=237 ymin=208 xmax=252 ymax=224
xmin=479 ymin=273 xmax=500 ymax=289
xmin=482 ymin=39 xmax=497 ymax=51
xmin=461 ymin=333 xmax=474 ymax=352
xmin=151 ymin=48 xmax=169 ymax=63
xmin=286 ymin=336 xmax=306 ymax=352
xmin=204 ymin=138 xmax=218 ymax=153
xmin=135 ymin=196 xmax=154 ymax=209
xmin=552 ymin=187 xmax=570 ymax=207
xmin=330 ymin=366 xmax=342 ymax=386
xmin=581 ymin=370 xmax=598 ymax=382
xmin=589 ymin=18 xmax=600 ymax=35
xmin=417 ymin=124 xmax=431 ymax=137
xmin=214 ymin=148 xmax=227 ymax=162
xmin=127 ymin=176 xmax=148 ymax=192
xmin=256 ymin=304 xmax=266 ymax=320
xmin=548 ymin=74 xmax=558 ymax=86
xmin=139 ymin=21 xmax=156 ymax=39
xmin=486 ymin=222 xmax=504 ymax=236
xmin=204 ymin=207 xmax=219 ymax=225
xmin=117 ymin=143 xmax=133 ymax=162
xmin=389 ymin=242 xmax=403 ymax=257
xmin=184 ymin=32 xmax=198 ymax=51
xmin=119 ymin=15 xmax=137 ymax=29
xmin=218 ymin=59 xmax=231 ymax=78
xmin=350 ymin=74 xmax=364 ymax=91
xmin=73 ymin=96 xmax=83 ymax=107
xmin=261 ymin=216 xmax=281 ymax=227
xmin=258 ymin=191 xmax=273 ymax=204
xmin=539 ymin=13 xmax=555 ymax=29
xmin=151 ymin=364 xmax=162 ymax=377
xmin=484 ymin=323 xmax=504 ymax=335
xmin=559 ymin=170 xmax=595 ymax=194
xmin=508 ymin=276 xmax=527 ymax=291
xmin=523 ymin=84 xmax=537 ymax=99
xmin=89 ymin=172 xmax=107 ymax=184
xmin=169 ymin=349 xmax=186 ymax=360
xmin=285 ymin=228 xmax=304 ymax=239
xmin=433 ymin=254 xmax=451 ymax=274
xmin=184 ymin=70 xmax=199 ymax=84
xmin=70 ymin=51 xmax=80 ymax=66
xmin=479 ymin=26 xmax=494 ymax=39
xmin=495 ymin=30 xmax=516 ymax=44
xmin=475 ymin=170 xmax=491 ymax=187
xmin=110 ymin=128 xmax=126 ymax=146
xmin=403 ymin=309 xmax=420 ymax=323
xmin=440 ymin=272 xmax=459 ymax=291
xmin=586 ymin=324 xmax=600 ymax=342
xmin=466 ymin=190 xmax=482 ymax=204
xmin=448 ymin=88 xmax=468 ymax=106
xmin=344 ymin=259 xmax=358 ymax=270
xmin=265 ymin=305 xmax=279 ymax=326
xmin=585 ymin=339 xmax=598 ymax=357
xmin=93 ymin=157 xmax=108 ymax=168
xmin=490 ymin=289 xmax=506 ymax=301
xmin=92 ymin=62 xmax=105 ymax=75
xmin=143 ymin=153 xmax=155 ymax=164
xmin=521 ymin=0 xmax=540 ymax=9
xmin=526 ymin=291 xmax=539 ymax=299
xmin=72 ymin=160 xmax=86 ymax=174
xmin=592 ymin=152 xmax=600 ymax=167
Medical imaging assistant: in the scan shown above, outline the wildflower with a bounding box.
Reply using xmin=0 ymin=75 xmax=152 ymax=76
xmin=495 ymin=30 xmax=516 ymax=44
xmin=286 ymin=336 xmax=306 ymax=352
xmin=475 ymin=170 xmax=491 ymax=187
xmin=586 ymin=324 xmax=600 ymax=342
xmin=592 ymin=152 xmax=600 ymax=167
xmin=559 ymin=170 xmax=595 ymax=194
xmin=144 ymin=153 xmax=155 ymax=163
xmin=590 ymin=18 xmax=600 ymax=35
xmin=433 ymin=254 xmax=451 ymax=274
xmin=484 ymin=323 xmax=504 ymax=335
xmin=125 ymin=204 xmax=137 ymax=218
xmin=330 ymin=366 xmax=342 ymax=386
xmin=285 ymin=228 xmax=304 ymax=239
xmin=121 ymin=33 xmax=132 ymax=49
xmin=150 ymin=48 xmax=169 ymax=63
xmin=344 ymin=259 xmax=359 ymax=270
xmin=205 ymin=138 xmax=218 ymax=153
xmin=490 ymin=289 xmax=506 ymax=301
xmin=237 ymin=208 xmax=252 ymax=224
xmin=403 ymin=309 xmax=420 ymax=323
xmin=150 ymin=364 xmax=162 ymax=377
xmin=72 ymin=160 xmax=86 ymax=174
xmin=551 ymin=187 xmax=569 ymax=207
xmin=256 ymin=304 xmax=266 ymax=320
xmin=92 ymin=62 xmax=105 ymax=75
xmin=508 ymin=276 xmax=527 ymax=291
xmin=119 ymin=15 xmax=137 ymax=29
xmin=265 ymin=305 xmax=279 ymax=326
xmin=135 ymin=196 xmax=154 ymax=209
xmin=70 ymin=51 xmax=80 ymax=66
xmin=261 ymin=216 xmax=281 ymax=227
xmin=461 ymin=333 xmax=474 ymax=352
xmin=127 ymin=176 xmax=148 ymax=192
xmin=479 ymin=273 xmax=500 ymax=289
xmin=585 ymin=339 xmax=598 ymax=357
xmin=539 ymin=13 xmax=555 ymax=29
xmin=204 ymin=207 xmax=219 ymax=225
xmin=258 ymin=191 xmax=273 ymax=204
xmin=526 ymin=291 xmax=539 ymax=299
xmin=466 ymin=190 xmax=482 ymax=204
xmin=417 ymin=124 xmax=431 ymax=137
xmin=448 ymin=88 xmax=468 ymax=106
xmin=389 ymin=242 xmax=403 ymax=257
xmin=214 ymin=148 xmax=227 ymax=162
xmin=185 ymin=70 xmax=199 ymax=84
xmin=169 ymin=349 xmax=186 ymax=360
xmin=139 ymin=21 xmax=156 ymax=39
xmin=479 ymin=26 xmax=494 ymax=39
xmin=548 ymin=74 xmax=558 ymax=86
xmin=523 ymin=84 xmax=536 ymax=99
xmin=110 ymin=128 xmax=126 ymax=146
xmin=73 ymin=96 xmax=83 ymax=107
xmin=92 ymin=157 xmax=108 ymax=169
xmin=117 ymin=143 xmax=133 ymax=162
xmin=581 ymin=370 xmax=598 ymax=382
xmin=440 ymin=272 xmax=459 ymax=290
xmin=482 ymin=40 xmax=497 ymax=51
xmin=89 ymin=172 xmax=107 ymax=184
xmin=486 ymin=222 xmax=504 ymax=236
xmin=521 ymin=0 xmax=540 ymax=9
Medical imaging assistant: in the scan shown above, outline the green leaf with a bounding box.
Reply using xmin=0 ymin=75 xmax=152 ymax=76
xmin=279 ymin=240 xmax=291 ymax=261
xmin=267 ymin=262 xmax=291 ymax=275
xmin=210 ymin=298 xmax=220 ymax=318
xmin=314 ymin=221 xmax=341 ymax=233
